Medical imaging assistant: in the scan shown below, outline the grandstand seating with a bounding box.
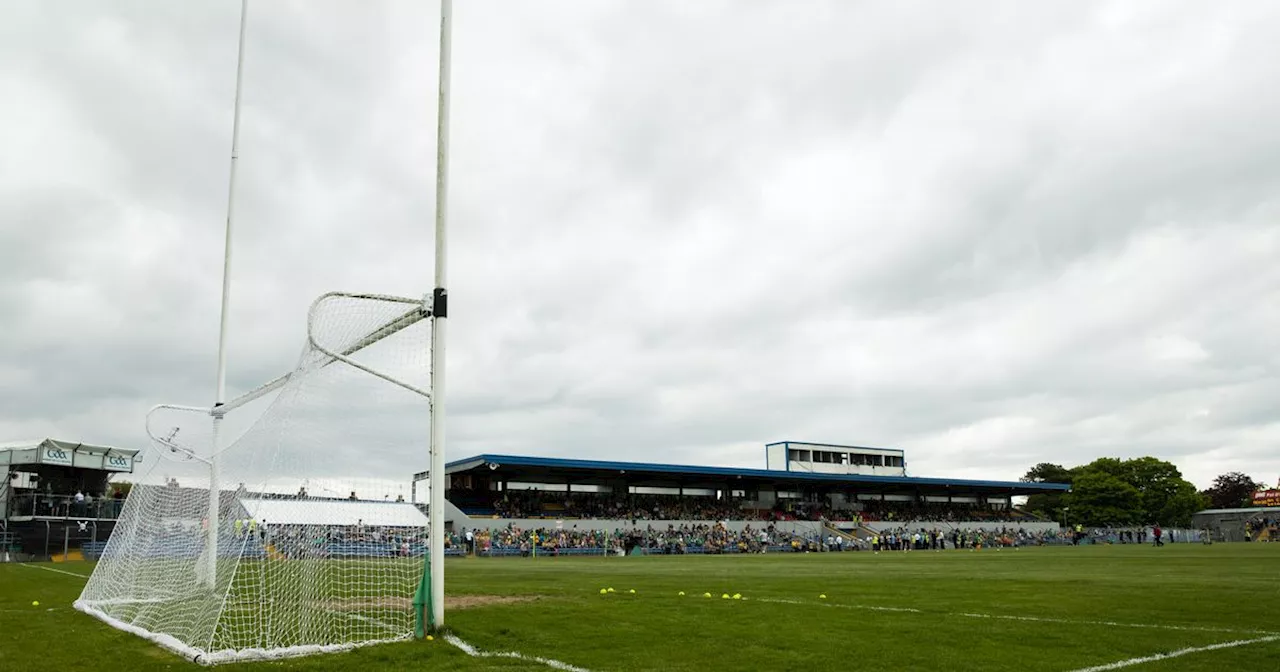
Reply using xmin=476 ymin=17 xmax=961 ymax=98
xmin=451 ymin=489 xmax=1037 ymax=524
xmin=477 ymin=544 xmax=797 ymax=557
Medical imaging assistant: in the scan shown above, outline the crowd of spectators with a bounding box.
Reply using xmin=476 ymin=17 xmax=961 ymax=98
xmin=857 ymin=500 xmax=1038 ymax=523
xmin=864 ymin=526 xmax=1065 ymax=551
xmin=1245 ymin=515 xmax=1276 ymax=541
xmin=460 ymin=523 xmax=1071 ymax=556
xmin=467 ymin=522 xmax=802 ymax=555
xmin=467 ymin=490 xmax=1038 ymax=524
xmin=491 ymin=492 xmax=749 ymax=521
xmin=1062 ymin=526 xmax=1207 ymax=545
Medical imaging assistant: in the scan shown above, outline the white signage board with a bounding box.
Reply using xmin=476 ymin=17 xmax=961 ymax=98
xmin=42 ymin=445 xmax=74 ymax=466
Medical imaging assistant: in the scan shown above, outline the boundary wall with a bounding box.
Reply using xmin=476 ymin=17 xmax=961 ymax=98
xmin=458 ymin=518 xmax=826 ymax=538
xmin=850 ymin=521 xmax=1060 ymax=535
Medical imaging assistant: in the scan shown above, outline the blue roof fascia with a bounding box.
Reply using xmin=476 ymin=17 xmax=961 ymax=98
xmin=444 ymin=453 xmax=1071 ymax=492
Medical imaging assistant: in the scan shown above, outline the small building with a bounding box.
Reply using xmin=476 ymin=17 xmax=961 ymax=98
xmin=1 ymin=438 xmax=139 ymax=559
xmin=1192 ymin=507 xmax=1278 ymax=543
xmin=765 ymin=440 xmax=907 ymax=476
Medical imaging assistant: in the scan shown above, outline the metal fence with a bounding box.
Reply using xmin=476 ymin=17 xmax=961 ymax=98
xmin=6 ymin=493 xmax=125 ymax=520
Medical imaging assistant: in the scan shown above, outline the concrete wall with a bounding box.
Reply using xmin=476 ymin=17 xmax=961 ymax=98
xmin=845 ymin=521 xmax=1060 ymax=535
xmin=459 ymin=517 xmax=1060 ymax=537
xmin=458 ymin=517 xmax=825 ymax=538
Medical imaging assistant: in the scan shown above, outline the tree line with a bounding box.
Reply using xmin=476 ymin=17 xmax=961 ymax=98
xmin=1018 ymin=457 xmax=1270 ymax=528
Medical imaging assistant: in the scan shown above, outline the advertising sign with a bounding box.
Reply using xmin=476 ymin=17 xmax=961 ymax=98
xmin=1252 ymin=489 xmax=1280 ymax=508
xmin=42 ymin=446 xmax=74 ymax=466
xmin=104 ymin=454 xmax=133 ymax=472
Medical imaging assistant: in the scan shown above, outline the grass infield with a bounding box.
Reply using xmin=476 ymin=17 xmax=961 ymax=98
xmin=2 ymin=543 xmax=1277 ymax=671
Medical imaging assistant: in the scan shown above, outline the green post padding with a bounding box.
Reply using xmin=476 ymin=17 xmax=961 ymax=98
xmin=413 ymin=553 xmax=433 ymax=638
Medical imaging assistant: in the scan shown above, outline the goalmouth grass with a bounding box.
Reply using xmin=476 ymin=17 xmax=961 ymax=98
xmin=3 ymin=544 xmax=1278 ymax=671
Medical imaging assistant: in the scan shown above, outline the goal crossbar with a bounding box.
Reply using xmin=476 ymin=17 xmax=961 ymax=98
xmin=213 ymin=292 xmax=430 ymax=417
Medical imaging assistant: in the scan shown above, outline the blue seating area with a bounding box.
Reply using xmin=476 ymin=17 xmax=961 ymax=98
xmin=474 ymin=544 xmax=795 ymax=557
xmin=326 ymin=542 xmax=466 ymax=558
xmin=327 ymin=542 xmax=405 ymax=558
xmin=79 ymin=539 xmax=468 ymax=560
xmin=82 ymin=541 xmax=107 ymax=560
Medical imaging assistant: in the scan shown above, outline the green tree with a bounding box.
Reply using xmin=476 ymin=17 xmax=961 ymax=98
xmin=1062 ymin=456 xmax=1205 ymax=526
xmin=1157 ymin=480 xmax=1207 ymax=527
xmin=1119 ymin=456 xmax=1188 ymax=524
xmin=1020 ymin=463 xmax=1073 ymax=521
xmin=1064 ymin=470 xmax=1142 ymax=526
xmin=1201 ymin=472 xmax=1261 ymax=510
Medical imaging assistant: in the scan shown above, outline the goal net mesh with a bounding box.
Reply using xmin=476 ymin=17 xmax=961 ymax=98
xmin=75 ymin=293 xmax=433 ymax=664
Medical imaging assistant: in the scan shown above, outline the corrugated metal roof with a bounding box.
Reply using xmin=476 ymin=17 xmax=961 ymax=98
xmin=0 ymin=438 xmax=139 ymax=456
xmin=238 ymin=497 xmax=428 ymax=527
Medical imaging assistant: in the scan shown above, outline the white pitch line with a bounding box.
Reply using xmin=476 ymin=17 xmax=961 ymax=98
xmin=752 ymin=597 xmax=922 ymax=613
xmin=443 ymin=633 xmax=594 ymax=672
xmin=750 ymin=597 xmax=1275 ymax=636
xmin=323 ymin=609 xmax=403 ymax=635
xmin=1066 ymin=635 xmax=1280 ymax=671
xmin=955 ymin=611 xmax=1277 ymax=637
xmin=19 ymin=564 xmax=90 ymax=579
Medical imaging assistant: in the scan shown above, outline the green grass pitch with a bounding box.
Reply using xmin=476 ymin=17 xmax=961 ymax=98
xmin=3 ymin=544 xmax=1278 ymax=671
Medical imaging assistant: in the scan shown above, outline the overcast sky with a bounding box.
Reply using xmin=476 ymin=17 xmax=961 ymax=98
xmin=2 ymin=0 xmax=1277 ymax=491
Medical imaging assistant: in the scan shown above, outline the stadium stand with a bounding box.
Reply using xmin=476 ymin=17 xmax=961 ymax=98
xmin=442 ymin=452 xmax=1068 ymax=529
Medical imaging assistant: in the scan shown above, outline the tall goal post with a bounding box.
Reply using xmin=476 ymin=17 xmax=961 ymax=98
xmin=79 ymin=292 xmax=434 ymax=664
xmin=206 ymin=0 xmax=250 ymax=589
xmin=75 ymin=0 xmax=455 ymax=661
xmin=426 ymin=0 xmax=453 ymax=632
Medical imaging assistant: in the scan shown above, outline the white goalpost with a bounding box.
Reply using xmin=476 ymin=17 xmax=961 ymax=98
xmin=204 ymin=0 xmax=250 ymax=593
xmin=75 ymin=0 xmax=455 ymax=663
xmin=427 ymin=0 xmax=453 ymax=634
xmin=77 ymin=293 xmax=435 ymax=663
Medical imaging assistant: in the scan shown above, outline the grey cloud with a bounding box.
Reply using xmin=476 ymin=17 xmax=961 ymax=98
xmin=2 ymin=0 xmax=1278 ymax=493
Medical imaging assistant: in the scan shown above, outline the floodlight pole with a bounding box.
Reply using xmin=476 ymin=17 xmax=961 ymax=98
xmin=428 ymin=0 xmax=452 ymax=631
xmin=207 ymin=0 xmax=250 ymax=587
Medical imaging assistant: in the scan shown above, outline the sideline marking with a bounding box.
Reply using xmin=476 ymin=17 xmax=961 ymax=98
xmin=1066 ymin=635 xmax=1280 ymax=671
xmin=750 ymin=597 xmax=1276 ymax=636
xmin=954 ymin=611 xmax=1278 ymax=636
xmin=444 ymin=633 xmax=594 ymax=672
xmin=18 ymin=564 xmax=90 ymax=579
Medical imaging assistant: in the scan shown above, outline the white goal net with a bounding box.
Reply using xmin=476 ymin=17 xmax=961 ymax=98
xmin=76 ymin=292 xmax=435 ymax=664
